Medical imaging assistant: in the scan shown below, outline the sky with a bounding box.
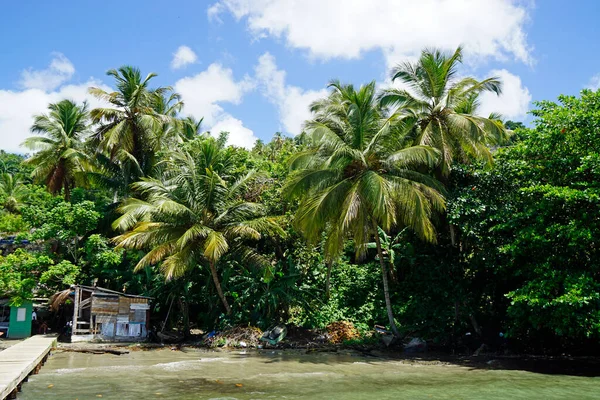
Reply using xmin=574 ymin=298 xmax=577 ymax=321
xmin=1 ymin=0 xmax=600 ymax=151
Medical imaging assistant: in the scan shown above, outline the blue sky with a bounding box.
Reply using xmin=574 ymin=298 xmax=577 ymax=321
xmin=1 ymin=0 xmax=599 ymax=151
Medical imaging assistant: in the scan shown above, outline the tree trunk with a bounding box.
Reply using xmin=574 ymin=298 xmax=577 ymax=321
xmin=178 ymin=297 xmax=190 ymax=338
xmin=161 ymin=296 xmax=175 ymax=332
xmin=469 ymin=314 xmax=482 ymax=336
xmin=64 ymin=181 xmax=71 ymax=201
xmin=72 ymin=236 xmax=79 ymax=265
xmin=325 ymin=260 xmax=333 ymax=299
xmin=388 ymin=263 xmax=398 ymax=284
xmin=374 ymin=226 xmax=400 ymax=337
xmin=449 ymin=224 xmax=458 ymax=247
xmin=209 ymin=261 xmax=231 ymax=314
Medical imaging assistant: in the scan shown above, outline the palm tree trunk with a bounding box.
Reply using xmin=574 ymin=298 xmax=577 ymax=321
xmin=178 ymin=296 xmax=190 ymax=338
xmin=209 ymin=261 xmax=231 ymax=314
xmin=374 ymin=226 xmax=400 ymax=337
xmin=64 ymin=181 xmax=71 ymax=201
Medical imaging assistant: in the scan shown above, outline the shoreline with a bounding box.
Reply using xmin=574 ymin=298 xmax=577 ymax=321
xmin=52 ymin=341 xmax=600 ymax=377
xmin=5 ymin=337 xmax=600 ymax=376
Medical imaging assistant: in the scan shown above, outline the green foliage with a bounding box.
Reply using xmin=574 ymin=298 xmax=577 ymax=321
xmin=113 ymin=137 xmax=284 ymax=314
xmin=288 ymin=80 xmax=444 ymax=259
xmin=40 ymin=260 xmax=81 ymax=287
xmin=228 ymin=260 xmax=313 ymax=328
xmin=6 ymin=55 xmax=600 ymax=354
xmin=81 ymin=234 xmax=125 ymax=280
xmin=507 ymin=273 xmax=600 ymax=339
xmin=0 ymin=173 xmax=28 ymax=213
xmin=299 ymin=258 xmax=382 ymax=332
xmin=30 ymin=200 xmax=100 ymax=239
xmin=448 ymin=89 xmax=600 ymax=348
xmin=0 ymin=249 xmax=79 ymax=305
xmin=23 ymin=200 xmax=100 ymax=263
xmin=504 ymin=120 xmax=525 ymax=132
xmin=88 ymin=66 xmax=179 ymax=189
xmin=286 ymin=79 xmax=445 ymax=337
xmin=366 ymin=227 xmax=410 ymax=268
xmin=22 ymin=100 xmax=91 ymax=199
xmin=0 ymin=213 xmax=28 ymax=233
xmin=391 ymin=241 xmax=464 ymax=343
xmin=380 ymin=46 xmax=508 ymax=175
xmin=0 ymin=151 xmax=30 ymax=176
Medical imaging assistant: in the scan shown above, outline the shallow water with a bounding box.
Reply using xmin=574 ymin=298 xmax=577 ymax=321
xmin=18 ymin=349 xmax=600 ymax=399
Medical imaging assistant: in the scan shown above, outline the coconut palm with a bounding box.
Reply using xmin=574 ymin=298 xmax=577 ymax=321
xmin=152 ymin=88 xmax=183 ymax=118
xmin=286 ymin=81 xmax=445 ymax=336
xmin=179 ymin=116 xmax=204 ymax=141
xmin=112 ymin=139 xmax=283 ymax=314
xmin=0 ymin=173 xmax=28 ymax=213
xmin=22 ymin=99 xmax=91 ymax=200
xmin=86 ymin=88 xmax=183 ymax=202
xmin=380 ymin=47 xmax=508 ymax=176
xmin=152 ymin=89 xmax=190 ymax=148
xmin=88 ymin=66 xmax=171 ymax=185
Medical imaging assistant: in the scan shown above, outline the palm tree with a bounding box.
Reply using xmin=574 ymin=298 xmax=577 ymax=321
xmin=0 ymin=173 xmax=28 ymax=213
xmin=380 ymin=47 xmax=508 ymax=176
xmin=152 ymin=88 xmax=183 ymax=118
xmin=153 ymin=89 xmax=190 ymax=148
xmin=23 ymin=99 xmax=90 ymax=200
xmin=112 ymin=139 xmax=283 ymax=314
xmin=88 ymin=66 xmax=171 ymax=185
xmin=179 ymin=116 xmax=204 ymax=141
xmin=286 ymin=81 xmax=445 ymax=336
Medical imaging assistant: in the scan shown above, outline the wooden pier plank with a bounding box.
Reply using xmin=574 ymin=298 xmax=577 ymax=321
xmin=0 ymin=335 xmax=57 ymax=399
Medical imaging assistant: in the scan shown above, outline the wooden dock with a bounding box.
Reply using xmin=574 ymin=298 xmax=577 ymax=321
xmin=0 ymin=335 xmax=57 ymax=399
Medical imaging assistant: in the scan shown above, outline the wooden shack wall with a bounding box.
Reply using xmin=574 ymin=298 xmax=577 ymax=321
xmin=87 ymin=292 xmax=150 ymax=338
xmin=91 ymin=296 xmax=119 ymax=326
xmin=91 ymin=296 xmax=119 ymax=315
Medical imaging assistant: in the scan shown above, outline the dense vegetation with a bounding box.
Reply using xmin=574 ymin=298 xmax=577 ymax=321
xmin=1 ymin=48 xmax=598 ymax=353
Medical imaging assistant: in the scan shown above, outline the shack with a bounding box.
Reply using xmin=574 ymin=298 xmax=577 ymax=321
xmin=52 ymin=285 xmax=152 ymax=342
xmin=0 ymin=299 xmax=33 ymax=339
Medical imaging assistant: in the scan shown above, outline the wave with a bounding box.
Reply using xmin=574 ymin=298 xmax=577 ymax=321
xmin=154 ymin=358 xmax=237 ymax=371
xmin=48 ymin=364 xmax=140 ymax=375
xmin=255 ymin=371 xmax=338 ymax=378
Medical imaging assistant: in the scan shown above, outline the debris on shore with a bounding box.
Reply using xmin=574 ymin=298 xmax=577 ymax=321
xmin=327 ymin=321 xmax=359 ymax=344
xmin=204 ymin=326 xmax=263 ymax=348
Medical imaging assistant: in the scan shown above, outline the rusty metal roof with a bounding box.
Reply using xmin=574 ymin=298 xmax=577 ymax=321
xmin=72 ymin=285 xmax=153 ymax=300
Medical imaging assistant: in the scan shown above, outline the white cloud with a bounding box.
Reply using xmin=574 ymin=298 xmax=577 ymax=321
xmin=175 ymin=63 xmax=257 ymax=148
xmin=586 ymin=74 xmax=600 ymax=91
xmin=20 ymin=53 xmax=75 ymax=91
xmin=175 ymin=63 xmax=254 ymax=126
xmin=207 ymin=2 xmax=225 ymax=23
xmin=210 ymin=0 xmax=532 ymax=66
xmin=171 ymin=46 xmax=198 ymax=70
xmin=211 ymin=116 xmax=258 ymax=149
xmin=3 ymin=55 xmax=259 ymax=152
xmin=255 ymin=52 xmax=327 ymax=135
xmin=478 ymin=69 xmax=531 ymax=120
xmin=0 ymin=79 xmax=111 ymax=154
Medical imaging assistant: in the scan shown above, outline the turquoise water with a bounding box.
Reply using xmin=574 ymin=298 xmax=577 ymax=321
xmin=18 ymin=349 xmax=600 ymax=399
